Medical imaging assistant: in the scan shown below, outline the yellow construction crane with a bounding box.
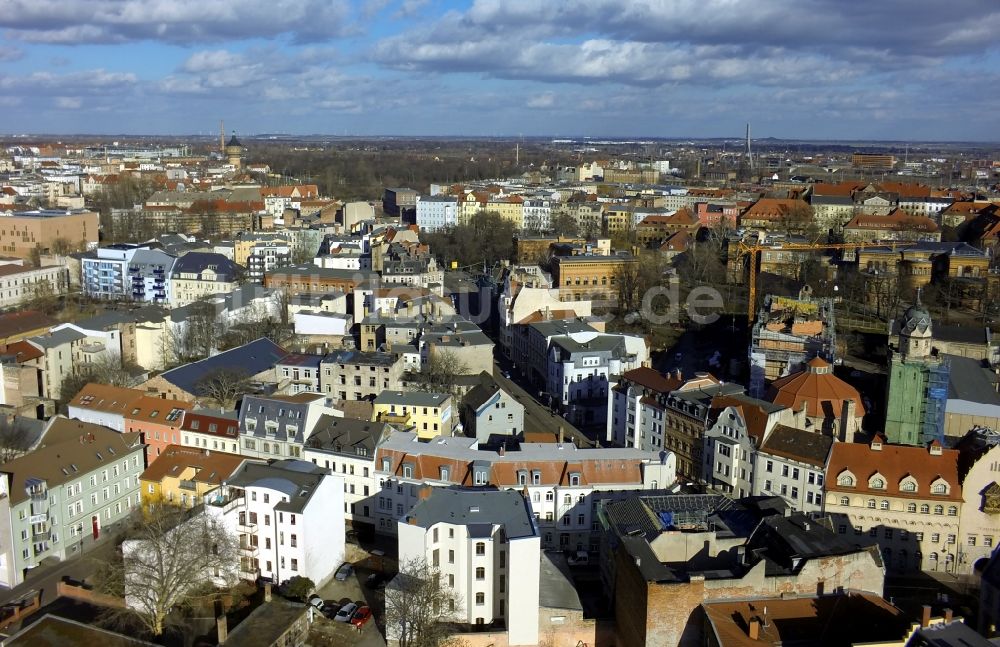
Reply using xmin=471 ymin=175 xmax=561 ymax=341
xmin=736 ymin=239 xmax=914 ymax=322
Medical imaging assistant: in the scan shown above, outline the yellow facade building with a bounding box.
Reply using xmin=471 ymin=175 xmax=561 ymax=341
xmin=140 ymin=444 xmax=249 ymax=509
xmin=372 ymin=390 xmax=454 ymax=440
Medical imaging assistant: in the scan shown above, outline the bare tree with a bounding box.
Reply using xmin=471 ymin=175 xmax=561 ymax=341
xmin=195 ymin=368 xmax=251 ymax=407
xmin=385 ymin=557 xmax=462 ymax=647
xmin=99 ymin=504 xmax=239 ymax=637
xmin=412 ymin=348 xmax=469 ymax=396
xmin=59 ymin=352 xmax=139 ymax=403
xmin=0 ymin=417 xmax=36 ymax=463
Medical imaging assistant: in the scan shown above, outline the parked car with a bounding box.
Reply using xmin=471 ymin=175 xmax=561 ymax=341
xmin=307 ymin=594 xmax=324 ymax=611
xmin=567 ymin=550 xmax=589 ymax=566
xmin=351 ymin=606 xmax=373 ymax=628
xmin=335 ymin=602 xmax=359 ymax=622
xmin=334 ymin=562 xmax=353 ymax=582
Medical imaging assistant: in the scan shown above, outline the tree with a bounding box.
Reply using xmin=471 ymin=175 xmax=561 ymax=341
xmin=412 ymin=348 xmax=469 ymax=396
xmin=385 ymin=557 xmax=462 ymax=647
xmin=0 ymin=416 xmax=36 ymax=463
xmin=195 ymin=368 xmax=251 ymax=407
xmin=180 ymin=298 xmax=225 ymax=361
xmin=20 ymin=278 xmax=59 ymax=314
xmin=280 ymin=575 xmax=315 ymax=602
xmin=100 ymin=504 xmax=239 ymax=637
xmin=550 ymin=212 xmax=578 ymax=237
xmin=59 ymin=352 xmax=138 ymax=404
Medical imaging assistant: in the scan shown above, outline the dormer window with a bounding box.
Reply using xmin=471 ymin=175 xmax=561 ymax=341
xmin=837 ymin=473 xmax=855 ymax=487
xmin=900 ymin=478 xmax=917 ymax=493
xmin=474 ymin=470 xmax=488 ymax=486
xmin=531 ymin=470 xmax=541 ymax=485
xmin=402 ymin=464 xmax=413 ymax=479
xmin=931 ymin=482 xmax=949 ymax=495
xmin=869 ymin=476 xmax=885 ymax=490
xmin=517 ymin=470 xmax=527 ymax=486
xmin=439 ymin=466 xmax=450 ymax=482
xmin=569 ymin=473 xmax=581 ymax=486
xmin=381 ymin=457 xmax=391 ymax=472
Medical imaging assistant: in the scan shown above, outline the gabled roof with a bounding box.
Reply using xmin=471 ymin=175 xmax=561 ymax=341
xmin=69 ymin=383 xmax=146 ymax=415
xmin=620 ymin=367 xmax=683 ymax=395
xmin=139 ymin=444 xmax=247 ymax=486
xmin=759 ymin=424 xmax=833 ymax=467
xmin=0 ymin=417 xmax=144 ymax=505
xmin=156 ymin=338 xmax=287 ymax=396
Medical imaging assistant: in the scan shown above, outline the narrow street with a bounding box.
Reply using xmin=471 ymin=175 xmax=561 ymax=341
xmin=492 ymin=362 xmax=596 ymax=448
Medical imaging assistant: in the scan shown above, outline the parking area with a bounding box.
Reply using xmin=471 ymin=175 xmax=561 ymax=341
xmin=307 ymin=551 xmax=396 ymax=647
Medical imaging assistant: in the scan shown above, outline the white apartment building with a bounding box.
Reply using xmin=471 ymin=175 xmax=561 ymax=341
xmin=303 ymin=416 xmax=386 ymax=531
xmin=238 ymin=393 xmax=341 ymax=462
xmin=374 ymin=432 xmax=675 ymax=553
xmin=521 ymin=199 xmax=551 ymax=231
xmin=415 ymin=195 xmax=458 ymax=232
xmin=203 ymin=459 xmax=344 ymax=587
xmin=0 ymin=264 xmax=69 ymax=309
xmin=81 ymin=244 xmax=144 ymax=299
xmin=397 ymin=487 xmax=540 ymax=644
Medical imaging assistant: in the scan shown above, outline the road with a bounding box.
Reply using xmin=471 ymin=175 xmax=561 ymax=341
xmin=491 ymin=363 xmax=595 ymax=448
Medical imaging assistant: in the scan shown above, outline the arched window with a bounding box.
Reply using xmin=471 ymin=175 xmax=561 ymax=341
xmin=929 ymin=552 xmax=938 ymax=562
xmin=920 ymin=504 xmax=930 ymax=514
xmin=934 ymin=505 xmax=944 ymax=515
xmin=947 ymin=506 xmax=958 ymax=516
xmin=838 ymin=474 xmax=855 ymax=487
xmin=840 ymin=497 xmax=850 ymax=506
xmin=900 ymin=481 xmax=916 ymax=492
xmin=932 ymin=483 xmax=948 ymax=495
xmin=475 ymin=567 xmax=485 ymax=580
xmin=907 ymin=503 xmax=917 ymax=513
xmin=880 ymin=500 xmax=890 ymax=510
xmin=867 ymin=499 xmax=876 ymax=509
xmin=871 ymin=477 xmax=885 ymax=489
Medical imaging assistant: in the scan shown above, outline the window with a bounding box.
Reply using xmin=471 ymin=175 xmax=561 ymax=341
xmin=838 ymin=474 xmax=854 ymax=487
xmin=475 ymin=567 xmax=485 ymax=580
xmin=931 ymin=533 xmax=940 ymax=543
xmin=475 ymin=593 xmax=485 ymax=605
xmin=765 ymin=460 xmax=773 ymax=473
xmin=880 ymin=500 xmax=889 ymax=510
xmin=932 ymin=483 xmax=948 ymax=495
xmin=900 ymin=481 xmax=916 ymax=492
xmin=947 ymin=506 xmax=958 ymax=516
xmin=907 ymin=503 xmax=917 ymax=513
xmin=291 ymin=559 xmax=298 ymax=571
xmin=969 ymin=535 xmax=977 ymax=546
xmin=920 ymin=504 xmax=930 ymax=514
xmin=934 ymin=505 xmax=943 ymax=515
xmin=840 ymin=497 xmax=850 ymax=506
xmin=448 ymin=550 xmax=454 ymax=564
xmin=947 ymin=534 xmax=956 ymax=544
xmin=871 ymin=477 xmax=885 ymax=489
xmin=867 ymin=499 xmax=876 ymax=509
xmin=476 ymin=542 xmax=485 ymax=556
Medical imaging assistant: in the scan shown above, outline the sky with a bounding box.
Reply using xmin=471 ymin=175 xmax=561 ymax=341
xmin=1 ymin=0 xmax=999 ymax=140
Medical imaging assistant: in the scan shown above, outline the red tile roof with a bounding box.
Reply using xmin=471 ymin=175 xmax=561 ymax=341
xmin=826 ymin=441 xmax=962 ymax=502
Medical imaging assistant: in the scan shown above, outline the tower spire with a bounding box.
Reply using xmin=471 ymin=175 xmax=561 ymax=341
xmin=220 ymin=120 xmax=225 ymax=154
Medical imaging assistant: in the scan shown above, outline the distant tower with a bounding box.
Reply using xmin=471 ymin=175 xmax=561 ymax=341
xmin=885 ymin=290 xmax=950 ymax=446
xmin=219 ymin=120 xmax=225 ymax=155
xmin=225 ymin=131 xmax=243 ymax=169
xmin=745 ymin=123 xmax=754 ymax=178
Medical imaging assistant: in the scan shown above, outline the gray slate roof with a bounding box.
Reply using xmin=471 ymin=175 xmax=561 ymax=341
xmin=157 ymin=338 xmax=287 ymax=395
xmin=403 ymin=486 xmax=536 ymax=539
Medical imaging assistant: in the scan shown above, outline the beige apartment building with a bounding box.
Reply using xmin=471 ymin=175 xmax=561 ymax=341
xmin=0 ymin=209 xmax=98 ymax=259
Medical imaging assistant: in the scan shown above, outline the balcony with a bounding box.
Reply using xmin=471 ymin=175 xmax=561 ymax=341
xmin=179 ymin=480 xmax=198 ymax=492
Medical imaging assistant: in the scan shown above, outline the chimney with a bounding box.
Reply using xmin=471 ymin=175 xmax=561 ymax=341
xmin=216 ymin=600 xmax=228 ymax=644
xmin=674 ymin=368 xmax=682 ymax=381
xmin=499 ymin=443 xmax=505 ymax=457
xmin=921 ymin=605 xmax=932 ymax=628
xmin=749 ymin=618 xmax=760 ymax=640
xmin=558 ymin=426 xmax=564 ymax=444
xmin=944 ymin=608 xmax=953 ymax=623
xmin=264 ymin=581 xmax=272 ymax=603
xmin=839 ymin=399 xmax=856 ymax=442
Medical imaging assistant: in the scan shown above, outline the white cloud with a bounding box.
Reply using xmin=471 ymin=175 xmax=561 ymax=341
xmin=55 ymin=96 xmax=82 ymax=109
xmin=0 ymin=0 xmax=352 ymax=44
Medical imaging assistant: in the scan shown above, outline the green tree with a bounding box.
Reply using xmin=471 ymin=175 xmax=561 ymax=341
xmin=280 ymin=575 xmax=315 ymax=602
